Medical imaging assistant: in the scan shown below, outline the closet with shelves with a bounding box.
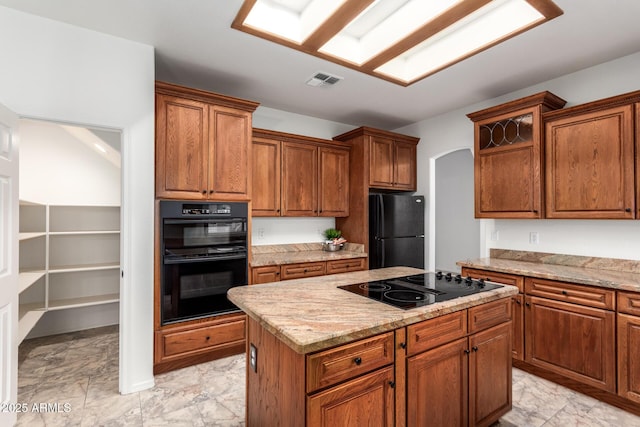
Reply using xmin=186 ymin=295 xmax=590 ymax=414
xmin=18 ymin=201 xmax=120 ymax=342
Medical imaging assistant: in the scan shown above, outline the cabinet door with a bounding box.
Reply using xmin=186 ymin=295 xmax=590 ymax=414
xmin=369 ymin=136 xmax=394 ymax=188
xmin=209 ymin=106 xmax=252 ymax=200
xmin=475 ymin=109 xmax=541 ymax=218
xmin=155 ymin=94 xmax=208 ymax=199
xmin=318 ymin=147 xmax=349 ymax=217
xmin=252 ymin=137 xmax=281 ymax=216
xmin=393 ymin=141 xmax=416 ymax=190
xmin=512 ymin=294 xmax=524 ymax=360
xmin=469 ymin=322 xmax=512 ymax=427
xmin=545 ymin=104 xmax=635 ymax=218
xmin=307 ymin=367 xmax=395 ymax=427
xmin=618 ymin=313 xmax=640 ymax=403
xmin=407 ymin=337 xmax=468 ymax=427
xmin=282 ymin=142 xmax=317 ymax=216
xmin=251 ymin=265 xmax=280 ymax=284
xmin=525 ymin=296 xmax=616 ymax=391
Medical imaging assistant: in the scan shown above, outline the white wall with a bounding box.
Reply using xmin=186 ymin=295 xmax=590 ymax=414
xmin=0 ymin=6 xmax=155 ymax=394
xmin=397 ymin=50 xmax=640 ymax=262
xmin=251 ymin=106 xmax=353 ymax=245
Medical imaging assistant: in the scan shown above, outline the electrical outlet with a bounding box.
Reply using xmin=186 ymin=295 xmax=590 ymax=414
xmin=529 ymin=232 xmax=539 ymax=244
xmin=490 ymin=230 xmax=499 ymax=241
xmin=257 ymin=228 xmax=265 ymax=239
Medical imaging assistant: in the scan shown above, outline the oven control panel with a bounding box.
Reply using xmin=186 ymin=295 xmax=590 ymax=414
xmin=182 ymin=204 xmax=231 ymax=215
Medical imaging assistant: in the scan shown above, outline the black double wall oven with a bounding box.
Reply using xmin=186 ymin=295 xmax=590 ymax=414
xmin=160 ymin=201 xmax=248 ymax=325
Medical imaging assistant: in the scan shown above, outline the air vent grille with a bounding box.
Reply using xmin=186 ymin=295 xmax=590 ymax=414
xmin=306 ymin=71 xmax=343 ymax=87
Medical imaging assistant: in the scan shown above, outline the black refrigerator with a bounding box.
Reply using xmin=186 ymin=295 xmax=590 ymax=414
xmin=369 ymin=193 xmax=425 ymax=269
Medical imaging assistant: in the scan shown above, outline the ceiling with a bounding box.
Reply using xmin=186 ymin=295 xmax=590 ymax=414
xmin=1 ymin=0 xmax=640 ymax=130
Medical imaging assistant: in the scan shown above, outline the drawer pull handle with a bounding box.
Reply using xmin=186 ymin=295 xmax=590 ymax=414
xmin=354 ymin=357 xmax=362 ymax=365
xmin=472 ymin=346 xmax=478 ymax=352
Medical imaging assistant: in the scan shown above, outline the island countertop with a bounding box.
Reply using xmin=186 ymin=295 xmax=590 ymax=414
xmin=228 ymin=266 xmax=518 ymax=354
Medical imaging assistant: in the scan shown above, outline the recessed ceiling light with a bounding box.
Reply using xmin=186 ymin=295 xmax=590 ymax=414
xmin=232 ymin=0 xmax=563 ymax=86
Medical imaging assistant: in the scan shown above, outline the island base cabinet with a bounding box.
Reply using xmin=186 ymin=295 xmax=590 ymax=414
xmin=307 ymin=367 xmax=395 ymax=427
xmin=406 ymin=322 xmax=512 ymax=427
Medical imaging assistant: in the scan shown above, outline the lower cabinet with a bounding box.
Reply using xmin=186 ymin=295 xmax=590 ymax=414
xmin=618 ymin=291 xmax=640 ymax=403
xmin=405 ymin=299 xmax=512 ymax=427
xmin=525 ymin=278 xmax=616 ymax=392
xmin=251 ymin=258 xmax=366 ymax=284
xmin=154 ymin=312 xmax=246 ymax=374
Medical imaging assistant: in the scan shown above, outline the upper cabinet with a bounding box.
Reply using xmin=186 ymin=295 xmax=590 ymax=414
xmin=155 ymin=81 xmax=259 ymax=201
xmin=467 ymin=92 xmax=566 ymax=219
xmin=368 ymin=133 xmax=418 ymax=190
xmin=544 ymin=97 xmax=637 ymax=219
xmin=251 ymin=129 xmax=350 ymax=217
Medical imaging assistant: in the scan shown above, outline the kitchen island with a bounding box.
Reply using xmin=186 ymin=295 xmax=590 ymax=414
xmin=228 ymin=267 xmax=519 ymax=426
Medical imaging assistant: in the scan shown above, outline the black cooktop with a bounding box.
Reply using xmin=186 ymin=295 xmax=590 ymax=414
xmin=338 ymin=271 xmax=503 ymax=310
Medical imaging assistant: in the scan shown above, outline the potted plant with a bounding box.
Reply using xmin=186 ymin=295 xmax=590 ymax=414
xmin=322 ymin=228 xmax=347 ymax=251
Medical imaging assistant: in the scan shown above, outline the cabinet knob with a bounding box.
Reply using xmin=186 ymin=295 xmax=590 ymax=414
xmin=388 ymin=381 xmax=396 ymax=388
xmin=525 ymin=302 xmax=531 ymax=307
xmin=472 ymin=346 xmax=478 ymax=352
xmin=275 ymin=272 xmax=280 ymax=276
xmin=464 ymin=349 xmax=470 ymax=354
xmin=625 ymin=208 xmax=632 ymax=212
xmin=400 ymin=342 xmax=407 ymax=349
xmin=561 ymin=290 xmax=568 ymax=295
xmin=354 ymin=357 xmax=362 ymax=365
xmin=202 ymin=190 xmax=207 ymax=194
xmin=513 ymin=298 xmax=521 ymax=305
xmin=205 ymin=336 xmax=210 ymax=341
xmin=533 ymin=209 xmax=539 ymax=213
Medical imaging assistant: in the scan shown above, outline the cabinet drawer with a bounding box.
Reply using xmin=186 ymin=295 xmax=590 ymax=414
xmin=160 ymin=317 xmax=246 ymax=358
xmin=281 ymin=262 xmax=326 ymax=280
xmin=462 ymin=268 xmax=524 ymax=292
xmin=251 ymin=265 xmax=281 ymax=284
xmin=406 ymin=310 xmax=467 ymax=356
xmin=618 ymin=291 xmax=640 ymax=316
xmin=326 ymin=258 xmax=365 ymax=274
xmin=525 ymin=277 xmax=615 ymax=310
xmin=468 ymin=298 xmax=512 ymax=334
xmin=307 ymin=332 xmax=394 ymax=393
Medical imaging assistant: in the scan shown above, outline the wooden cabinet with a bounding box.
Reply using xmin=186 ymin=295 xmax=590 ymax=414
xmin=405 ymin=299 xmax=512 ymax=427
xmin=462 ymin=267 xmax=524 ymax=360
xmin=545 ymin=103 xmax=635 ymax=218
xmin=252 ymin=136 xmax=281 ymax=216
xmin=154 ymin=312 xmax=246 ymax=374
xmin=467 ymin=91 xmax=566 ymax=218
xmin=524 ymin=277 xmax=616 ymax=392
xmin=155 ymin=81 xmax=258 ymax=201
xmin=368 ymin=134 xmax=417 ymax=190
xmin=251 ymin=258 xmax=366 ymax=284
xmin=252 ymin=128 xmax=350 ymax=217
xmin=618 ymin=292 xmax=640 ymax=403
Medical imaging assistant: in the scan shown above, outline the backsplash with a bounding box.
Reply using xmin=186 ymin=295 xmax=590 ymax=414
xmin=490 ymin=249 xmax=640 ymax=274
xmin=251 ymin=217 xmax=335 ymax=245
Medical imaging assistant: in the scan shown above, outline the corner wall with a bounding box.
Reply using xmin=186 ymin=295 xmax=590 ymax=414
xmin=397 ymin=50 xmax=640 ymax=262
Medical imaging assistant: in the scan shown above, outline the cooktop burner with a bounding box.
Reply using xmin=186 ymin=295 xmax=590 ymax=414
xmin=338 ymin=271 xmax=502 ymax=310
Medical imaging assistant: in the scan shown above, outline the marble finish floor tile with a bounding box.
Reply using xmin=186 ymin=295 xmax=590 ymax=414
xmin=16 ymin=326 xmax=640 ymax=426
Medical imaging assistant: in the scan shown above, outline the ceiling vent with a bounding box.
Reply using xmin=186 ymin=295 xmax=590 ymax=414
xmin=306 ymin=71 xmax=343 ymax=87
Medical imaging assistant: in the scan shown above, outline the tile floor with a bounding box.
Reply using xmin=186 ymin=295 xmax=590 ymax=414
xmin=15 ymin=326 xmax=640 ymax=426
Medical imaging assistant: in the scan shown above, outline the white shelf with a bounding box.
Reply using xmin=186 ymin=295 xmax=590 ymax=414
xmin=48 ymin=293 xmax=120 ymax=311
xmin=18 ymin=306 xmax=46 ymax=344
xmin=48 ymin=263 xmax=120 ymax=274
xmin=19 ymin=270 xmax=46 ymax=294
xmin=19 ymin=232 xmax=46 ymax=241
xmin=18 ymin=201 xmax=121 ymax=340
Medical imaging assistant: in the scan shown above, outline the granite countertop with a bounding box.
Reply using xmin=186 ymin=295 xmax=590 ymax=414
xmin=250 ymin=242 xmax=367 ymax=267
xmin=457 ymin=249 xmax=640 ymax=293
xmin=228 ymin=266 xmax=518 ymax=354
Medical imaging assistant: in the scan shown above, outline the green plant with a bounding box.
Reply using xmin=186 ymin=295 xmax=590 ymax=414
xmin=323 ymin=228 xmax=342 ymax=240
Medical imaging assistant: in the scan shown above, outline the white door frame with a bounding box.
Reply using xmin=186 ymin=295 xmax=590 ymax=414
xmin=0 ymin=102 xmax=20 ymax=427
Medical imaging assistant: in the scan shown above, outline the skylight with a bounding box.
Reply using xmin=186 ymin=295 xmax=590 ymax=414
xmin=232 ymin=0 xmax=563 ymax=86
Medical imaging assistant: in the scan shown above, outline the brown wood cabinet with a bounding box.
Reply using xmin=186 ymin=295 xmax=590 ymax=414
xmin=545 ymin=103 xmax=635 ymax=218
xmin=461 ymin=267 xmax=524 ymax=360
xmin=154 ymin=312 xmax=246 ymax=374
xmin=524 ymin=277 xmax=616 ymax=392
xmin=155 ymin=81 xmax=258 ymax=201
xmin=333 ymin=127 xmax=419 ymax=262
xmin=252 ymin=128 xmax=350 ymax=217
xmin=405 ymin=300 xmax=512 ymax=427
xmin=618 ymin=292 xmax=640 ymax=403
xmin=467 ymin=91 xmax=566 ymax=218
xmin=251 ymin=258 xmax=366 ymax=284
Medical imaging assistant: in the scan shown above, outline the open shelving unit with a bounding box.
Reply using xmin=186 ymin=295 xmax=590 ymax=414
xmin=18 ymin=200 xmax=120 ymax=343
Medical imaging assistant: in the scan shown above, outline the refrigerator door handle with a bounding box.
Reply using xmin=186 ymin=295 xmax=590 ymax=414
xmin=380 ymin=239 xmax=385 ymax=268
xmin=378 ymin=195 xmax=385 ymax=238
